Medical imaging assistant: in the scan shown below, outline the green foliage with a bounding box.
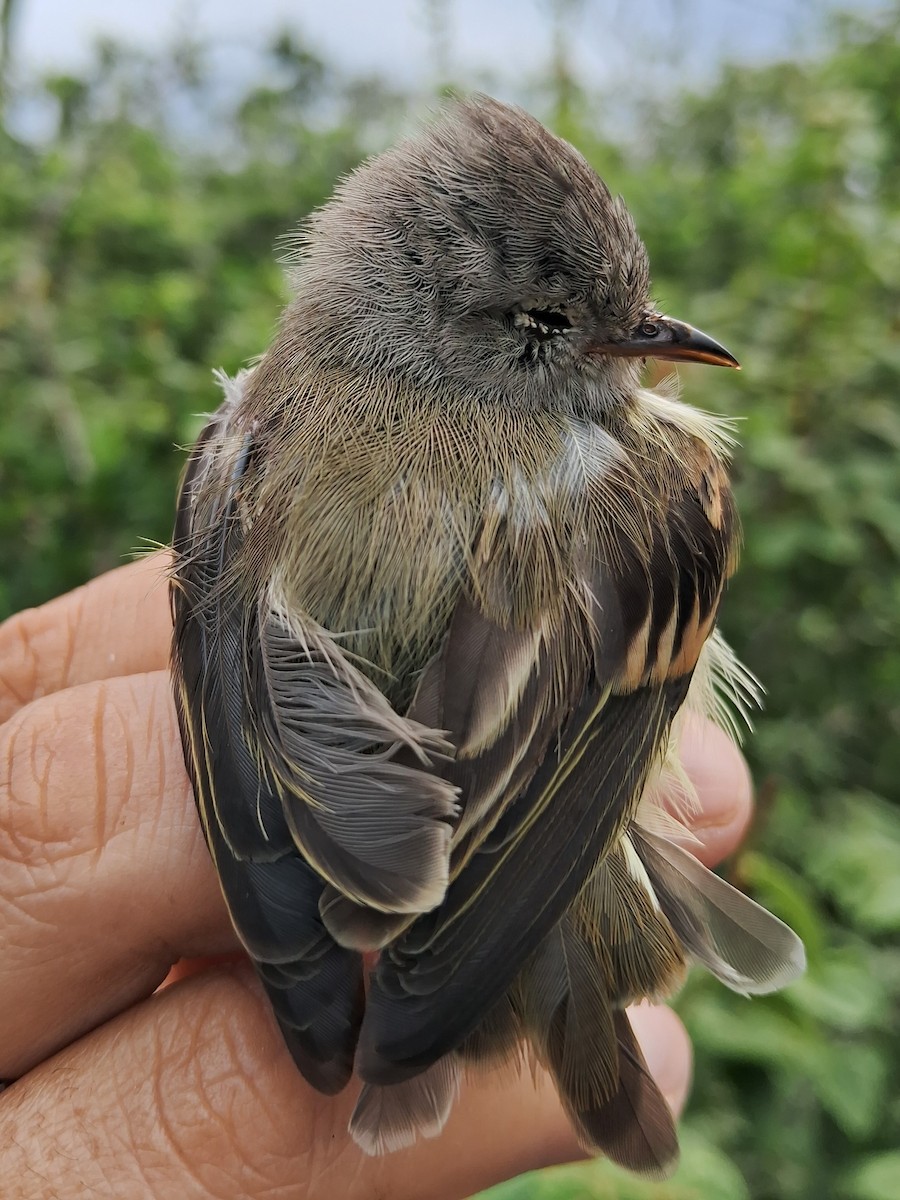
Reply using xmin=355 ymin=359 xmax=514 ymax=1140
xmin=2 ymin=7 xmax=899 ymax=1198
xmin=0 ymin=37 xmax=396 ymax=613
xmin=486 ymin=1128 xmax=751 ymax=1200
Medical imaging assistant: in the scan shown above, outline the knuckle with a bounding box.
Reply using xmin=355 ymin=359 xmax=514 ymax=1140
xmin=128 ymin=972 xmax=303 ymax=1198
xmin=0 ymin=590 xmax=84 ymax=724
xmin=0 ymin=608 xmax=41 ymax=724
xmin=0 ymin=680 xmax=126 ymax=873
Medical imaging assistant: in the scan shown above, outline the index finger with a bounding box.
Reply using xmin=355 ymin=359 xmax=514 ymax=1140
xmin=0 ymin=552 xmax=172 ymax=724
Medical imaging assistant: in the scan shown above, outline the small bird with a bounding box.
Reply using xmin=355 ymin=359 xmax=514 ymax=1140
xmin=170 ymin=96 xmax=804 ymax=1177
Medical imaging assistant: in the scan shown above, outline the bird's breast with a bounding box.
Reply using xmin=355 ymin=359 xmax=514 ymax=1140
xmin=264 ymin=409 xmax=629 ymax=708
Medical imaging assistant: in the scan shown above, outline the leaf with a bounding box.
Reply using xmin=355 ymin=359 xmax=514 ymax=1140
xmin=840 ymin=1153 xmax=900 ymax=1200
xmin=475 ymin=1127 xmax=749 ymax=1200
xmin=809 ymin=1042 xmax=889 ymax=1141
xmin=805 ymin=794 xmax=900 ymax=934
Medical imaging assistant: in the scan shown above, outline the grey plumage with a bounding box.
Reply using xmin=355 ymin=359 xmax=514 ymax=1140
xmin=170 ymin=95 xmax=804 ymax=1175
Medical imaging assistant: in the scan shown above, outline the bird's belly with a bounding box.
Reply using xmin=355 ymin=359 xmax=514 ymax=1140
xmin=282 ymin=489 xmax=470 ymax=712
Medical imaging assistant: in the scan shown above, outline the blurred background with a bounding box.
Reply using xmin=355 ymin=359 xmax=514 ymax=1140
xmin=2 ymin=1 xmax=899 ymax=1196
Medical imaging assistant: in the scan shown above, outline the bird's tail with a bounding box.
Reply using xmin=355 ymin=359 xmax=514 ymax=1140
xmin=350 ymin=1056 xmax=461 ymax=1155
xmin=347 ymin=825 xmax=804 ymax=1170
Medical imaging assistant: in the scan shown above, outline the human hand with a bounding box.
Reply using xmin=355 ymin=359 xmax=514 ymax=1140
xmin=0 ymin=554 xmax=753 ymax=1199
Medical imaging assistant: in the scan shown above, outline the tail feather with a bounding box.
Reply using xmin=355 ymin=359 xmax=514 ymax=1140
xmin=350 ymin=1056 xmax=461 ymax=1155
xmin=518 ymin=918 xmax=620 ymax=1112
xmin=572 ymin=838 xmax=687 ymax=1006
xmin=515 ymin=912 xmax=679 ymax=1178
xmin=574 ymin=1010 xmax=679 ymax=1178
xmin=341 ymin=827 xmax=802 ymax=1161
xmin=458 ymin=994 xmax=523 ymax=1067
xmin=632 ymin=827 xmax=806 ymax=996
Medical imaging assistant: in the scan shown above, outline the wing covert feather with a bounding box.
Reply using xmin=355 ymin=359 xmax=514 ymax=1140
xmin=358 ymin=674 xmax=691 ymax=1082
xmin=354 ymin=461 xmax=736 ymax=1088
xmin=252 ymin=599 xmax=459 ymax=915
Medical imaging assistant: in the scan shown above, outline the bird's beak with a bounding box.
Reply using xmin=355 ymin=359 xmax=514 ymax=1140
xmin=590 ymin=317 xmax=740 ymax=369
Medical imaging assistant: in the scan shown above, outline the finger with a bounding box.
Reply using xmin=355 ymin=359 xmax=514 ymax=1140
xmin=0 ymin=553 xmax=172 ymax=725
xmin=0 ymin=658 xmax=747 ymax=1080
xmin=160 ymin=961 xmax=694 ymax=1121
xmin=0 ymin=670 xmax=235 ymax=1079
xmin=627 ymin=1001 xmax=692 ymax=1117
xmin=671 ymin=712 xmax=753 ymax=868
xmin=0 ymin=965 xmax=691 ymax=1200
xmin=157 ymin=958 xmax=693 ymax=1120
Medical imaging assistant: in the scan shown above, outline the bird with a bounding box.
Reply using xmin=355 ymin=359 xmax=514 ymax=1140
xmin=169 ymin=95 xmax=805 ymax=1178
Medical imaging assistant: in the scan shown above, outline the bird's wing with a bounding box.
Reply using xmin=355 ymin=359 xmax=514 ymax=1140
xmin=170 ymin=378 xmax=457 ymax=1092
xmin=356 ymin=460 xmax=737 ymax=1083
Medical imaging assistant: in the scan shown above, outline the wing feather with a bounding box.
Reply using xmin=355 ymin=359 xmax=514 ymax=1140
xmin=357 ymin=674 xmax=690 ymax=1083
xmin=171 ymin=383 xmax=459 ymax=1093
xmin=172 ymin=396 xmax=362 ymax=1092
xmin=253 ymin=598 xmax=459 ymax=914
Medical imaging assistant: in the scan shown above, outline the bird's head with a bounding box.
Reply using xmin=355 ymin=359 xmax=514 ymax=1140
xmin=287 ymin=95 xmax=737 ymax=414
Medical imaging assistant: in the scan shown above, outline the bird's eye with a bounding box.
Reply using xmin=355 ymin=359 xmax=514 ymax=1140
xmin=639 ymin=320 xmax=660 ymax=338
xmin=513 ymin=307 xmax=572 ymax=342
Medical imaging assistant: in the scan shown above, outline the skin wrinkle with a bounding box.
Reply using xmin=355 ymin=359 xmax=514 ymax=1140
xmin=201 ymin=1022 xmax=294 ymax=1198
xmin=0 ymin=874 xmax=83 ymax=936
xmin=35 ymin=723 xmax=56 ymax=848
xmin=0 ymin=608 xmax=39 ymax=719
xmin=220 ymin=968 xmax=371 ymax=1200
xmin=59 ymin=590 xmax=82 ymax=695
xmin=4 ymin=679 xmax=172 ymax=877
xmin=137 ymin=685 xmax=186 ymax=887
xmin=4 ymin=695 xmax=92 ymax=860
xmin=3 ymin=1094 xmax=59 ymax=1197
xmin=0 ymin=673 xmax=232 ymax=1079
xmin=0 ymin=599 xmax=80 ymax=726
xmin=0 ymin=715 xmax=31 ymax=861
xmin=153 ymin=972 xmax=313 ymax=1199
xmin=0 ymin=556 xmax=173 ymax=727
xmin=91 ymin=680 xmax=109 ymax=859
xmin=112 ymin=1007 xmax=188 ymax=1191
xmin=1 ymin=711 xmax=67 ymax=865
xmin=146 ymin=1018 xmax=212 ymax=1197
xmin=119 ymin=680 xmax=137 ymax=836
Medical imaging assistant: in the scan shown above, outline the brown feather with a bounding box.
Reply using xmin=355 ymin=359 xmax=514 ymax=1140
xmin=356 ymin=675 xmax=690 ymax=1086
xmin=576 ymin=1010 xmax=679 ymax=1178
